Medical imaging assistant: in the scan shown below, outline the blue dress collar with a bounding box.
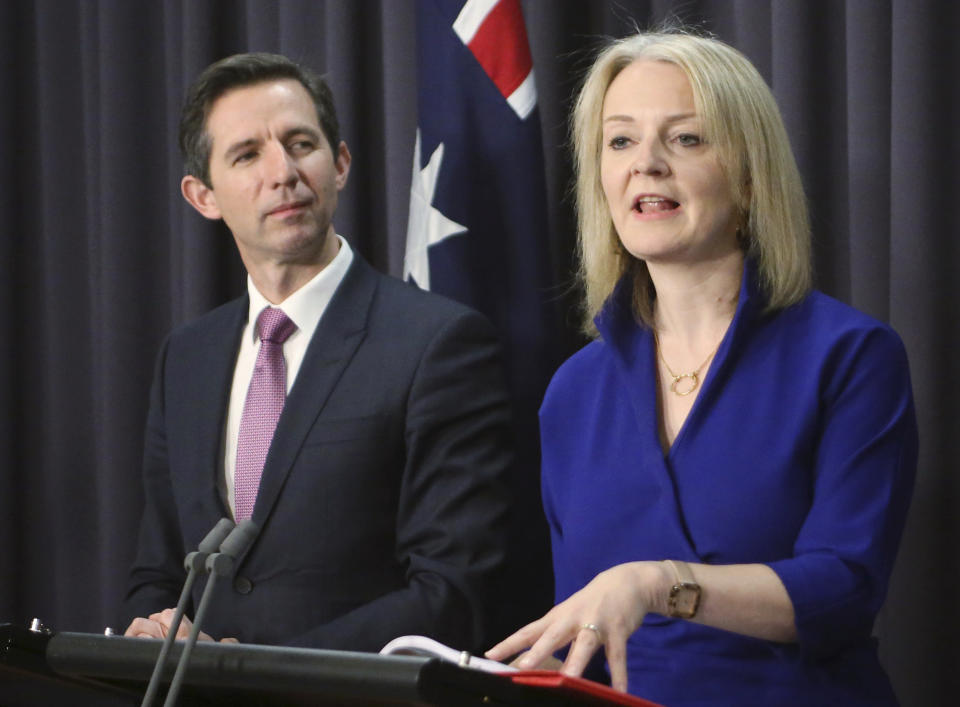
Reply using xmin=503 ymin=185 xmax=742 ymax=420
xmin=593 ymin=257 xmax=765 ymax=352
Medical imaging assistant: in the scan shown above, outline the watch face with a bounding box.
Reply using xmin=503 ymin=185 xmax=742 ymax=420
xmin=669 ymin=582 xmax=701 ymax=619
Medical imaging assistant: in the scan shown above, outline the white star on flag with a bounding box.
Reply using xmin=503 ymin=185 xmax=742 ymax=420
xmin=403 ymin=129 xmax=468 ymax=290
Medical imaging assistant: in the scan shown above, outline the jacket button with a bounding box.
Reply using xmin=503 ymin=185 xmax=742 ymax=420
xmin=233 ymin=576 xmax=253 ymax=594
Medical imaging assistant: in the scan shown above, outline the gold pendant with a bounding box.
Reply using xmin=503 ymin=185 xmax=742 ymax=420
xmin=670 ymin=372 xmax=699 ymax=396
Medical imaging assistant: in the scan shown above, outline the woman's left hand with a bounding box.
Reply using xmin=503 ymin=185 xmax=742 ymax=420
xmin=485 ymin=561 xmax=669 ymax=692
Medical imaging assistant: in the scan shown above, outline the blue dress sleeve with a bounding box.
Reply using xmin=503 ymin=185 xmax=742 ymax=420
xmin=765 ymin=324 xmax=918 ymax=657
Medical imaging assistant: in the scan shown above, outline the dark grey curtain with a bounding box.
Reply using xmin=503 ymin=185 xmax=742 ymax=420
xmin=1 ymin=2 xmax=956 ymax=705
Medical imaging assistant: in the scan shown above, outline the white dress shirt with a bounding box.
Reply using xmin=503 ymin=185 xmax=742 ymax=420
xmin=222 ymin=235 xmax=354 ymax=518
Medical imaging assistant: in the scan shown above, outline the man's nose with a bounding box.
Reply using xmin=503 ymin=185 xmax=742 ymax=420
xmin=264 ymin=142 xmax=298 ymax=187
xmin=630 ymin=138 xmax=670 ymax=177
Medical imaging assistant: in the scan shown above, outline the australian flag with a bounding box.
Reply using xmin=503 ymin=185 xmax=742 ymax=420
xmin=406 ymin=0 xmax=557 ymax=634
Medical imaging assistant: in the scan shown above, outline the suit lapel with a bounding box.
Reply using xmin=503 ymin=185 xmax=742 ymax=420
xmin=250 ymin=256 xmax=377 ymax=528
xmin=182 ymin=297 xmax=248 ymax=527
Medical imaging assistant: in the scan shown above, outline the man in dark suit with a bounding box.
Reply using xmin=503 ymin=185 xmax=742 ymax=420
xmin=121 ymin=53 xmax=513 ymax=653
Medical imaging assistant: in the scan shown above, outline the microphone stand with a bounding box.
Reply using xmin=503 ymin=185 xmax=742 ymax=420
xmin=161 ymin=519 xmax=260 ymax=707
xmin=140 ymin=518 xmax=234 ymax=707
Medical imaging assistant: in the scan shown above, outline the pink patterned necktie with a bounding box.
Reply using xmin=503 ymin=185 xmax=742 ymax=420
xmin=234 ymin=307 xmax=297 ymax=521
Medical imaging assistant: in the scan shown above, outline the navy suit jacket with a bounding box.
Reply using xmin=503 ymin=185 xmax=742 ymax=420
xmin=122 ymin=255 xmax=513 ymax=652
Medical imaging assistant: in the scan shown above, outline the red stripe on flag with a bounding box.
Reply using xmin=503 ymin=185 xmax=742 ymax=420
xmin=466 ymin=0 xmax=532 ymax=100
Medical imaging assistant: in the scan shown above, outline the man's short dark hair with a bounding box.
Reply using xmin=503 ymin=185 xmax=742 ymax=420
xmin=179 ymin=52 xmax=340 ymax=188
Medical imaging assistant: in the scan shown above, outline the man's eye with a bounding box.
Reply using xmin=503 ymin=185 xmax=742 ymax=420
xmin=234 ymin=151 xmax=256 ymax=164
xmin=675 ymin=133 xmax=702 ymax=147
xmin=607 ymin=136 xmax=631 ymax=150
xmin=290 ymin=140 xmax=316 ymax=153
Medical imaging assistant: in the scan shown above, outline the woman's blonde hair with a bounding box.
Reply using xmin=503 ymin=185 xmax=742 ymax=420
xmin=572 ymin=29 xmax=812 ymax=335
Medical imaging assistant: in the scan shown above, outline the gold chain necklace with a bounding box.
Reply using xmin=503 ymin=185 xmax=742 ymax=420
xmin=654 ymin=331 xmax=720 ymax=397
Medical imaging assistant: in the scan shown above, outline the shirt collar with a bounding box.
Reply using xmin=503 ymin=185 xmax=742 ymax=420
xmin=245 ymin=234 xmax=354 ymax=342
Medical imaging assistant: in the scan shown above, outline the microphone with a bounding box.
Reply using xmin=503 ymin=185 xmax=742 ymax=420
xmin=162 ymin=519 xmax=260 ymax=707
xmin=140 ymin=518 xmax=234 ymax=707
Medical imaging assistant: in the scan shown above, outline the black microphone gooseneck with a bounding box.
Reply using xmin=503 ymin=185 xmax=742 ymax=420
xmin=140 ymin=517 xmax=234 ymax=707
xmin=161 ymin=519 xmax=260 ymax=707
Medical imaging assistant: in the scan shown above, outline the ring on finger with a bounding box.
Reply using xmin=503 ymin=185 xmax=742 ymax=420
xmin=580 ymin=623 xmax=603 ymax=643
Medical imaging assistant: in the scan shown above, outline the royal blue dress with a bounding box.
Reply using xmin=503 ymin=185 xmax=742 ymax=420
xmin=540 ymin=262 xmax=917 ymax=706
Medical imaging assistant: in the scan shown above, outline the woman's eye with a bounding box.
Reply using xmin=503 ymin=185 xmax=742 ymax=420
xmin=607 ymin=136 xmax=631 ymax=150
xmin=675 ymin=133 xmax=702 ymax=147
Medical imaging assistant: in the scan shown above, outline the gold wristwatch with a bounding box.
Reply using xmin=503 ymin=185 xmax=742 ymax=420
xmin=665 ymin=559 xmax=701 ymax=619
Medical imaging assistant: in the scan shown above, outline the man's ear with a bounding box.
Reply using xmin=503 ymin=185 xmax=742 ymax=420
xmin=334 ymin=141 xmax=351 ymax=191
xmin=181 ymin=175 xmax=222 ymax=220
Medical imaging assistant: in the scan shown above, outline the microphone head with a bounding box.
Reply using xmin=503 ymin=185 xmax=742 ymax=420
xmin=219 ymin=519 xmax=260 ymax=559
xmin=198 ymin=518 xmax=236 ymax=554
